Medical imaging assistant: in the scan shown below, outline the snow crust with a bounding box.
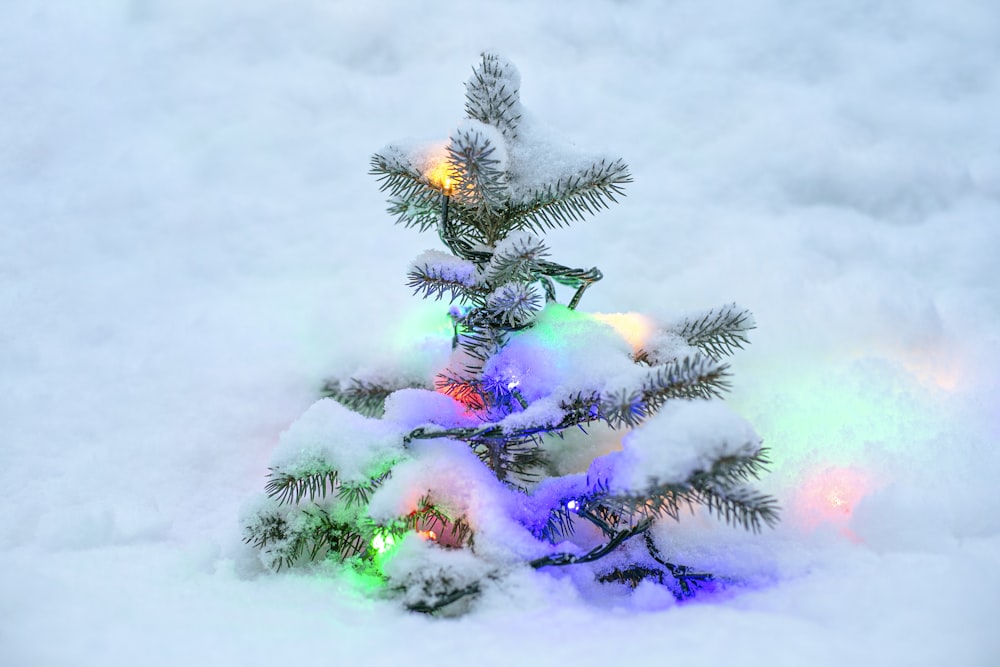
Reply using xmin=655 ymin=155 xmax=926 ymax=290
xmin=3 ymin=1 xmax=1000 ymax=665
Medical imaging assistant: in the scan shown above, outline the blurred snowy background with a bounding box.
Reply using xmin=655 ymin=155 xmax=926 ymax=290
xmin=2 ymin=0 xmax=998 ymax=664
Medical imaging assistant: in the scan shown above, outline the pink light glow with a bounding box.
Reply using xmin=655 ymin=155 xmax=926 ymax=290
xmin=792 ymin=465 xmax=872 ymax=539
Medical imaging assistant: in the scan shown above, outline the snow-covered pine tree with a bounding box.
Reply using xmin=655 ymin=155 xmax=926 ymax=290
xmin=243 ymin=52 xmax=778 ymax=614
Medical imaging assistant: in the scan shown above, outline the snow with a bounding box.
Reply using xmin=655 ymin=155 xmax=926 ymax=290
xmin=269 ymin=398 xmax=406 ymax=484
xmin=2 ymin=0 xmax=1000 ymax=665
xmin=596 ymin=400 xmax=762 ymax=490
xmin=409 ymin=249 xmax=480 ymax=287
xmin=382 ymin=387 xmax=473 ymax=430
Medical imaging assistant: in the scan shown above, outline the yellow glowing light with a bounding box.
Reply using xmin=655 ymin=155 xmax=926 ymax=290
xmin=417 ymin=530 xmax=438 ymax=541
xmin=592 ymin=312 xmax=656 ymax=352
xmin=426 ymin=160 xmax=456 ymax=195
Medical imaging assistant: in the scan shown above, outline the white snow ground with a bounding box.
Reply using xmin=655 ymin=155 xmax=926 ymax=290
xmin=2 ymin=0 xmax=999 ymax=664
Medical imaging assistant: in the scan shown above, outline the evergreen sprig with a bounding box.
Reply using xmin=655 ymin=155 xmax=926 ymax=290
xmin=265 ymin=467 xmax=339 ymax=505
xmin=407 ymin=264 xmax=485 ymax=303
xmin=369 ymin=149 xmax=440 ymax=231
xmin=510 ymin=158 xmax=633 ymax=232
xmin=244 ymin=506 xmax=369 ymax=571
xmin=485 ymin=282 xmax=543 ymax=328
xmin=401 ymin=495 xmax=476 ymax=548
xmin=465 ymin=52 xmax=522 ymax=141
xmin=586 ymin=449 xmax=779 ymax=533
xmin=447 ymin=126 xmax=508 ymax=227
xmin=338 ymin=471 xmax=391 ymax=509
xmin=483 ymin=234 xmax=549 ymax=284
xmin=672 ymin=303 xmax=756 ymax=361
xmin=323 ymin=377 xmax=428 ymax=418
xmin=597 ymin=355 xmax=731 ymax=428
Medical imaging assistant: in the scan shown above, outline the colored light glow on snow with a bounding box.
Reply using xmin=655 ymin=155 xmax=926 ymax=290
xmin=896 ymin=343 xmax=964 ymax=392
xmin=793 ymin=465 xmax=872 ymax=538
xmin=592 ymin=312 xmax=656 ymax=352
xmin=737 ymin=361 xmax=942 ymax=472
xmin=371 ymin=531 xmax=397 ymax=555
xmin=391 ymin=304 xmax=454 ymax=349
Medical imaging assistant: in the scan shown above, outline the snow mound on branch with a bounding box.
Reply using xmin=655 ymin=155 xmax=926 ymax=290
xmin=366 ymin=439 xmax=543 ymax=562
xmin=382 ymin=387 xmax=475 ymax=430
xmin=591 ymin=400 xmax=762 ymax=491
xmin=410 ymin=250 xmax=480 ymax=287
xmin=451 ymin=119 xmax=509 ymax=174
xmin=485 ymin=303 xmax=640 ymax=402
xmin=270 ymin=399 xmax=407 ymax=484
xmin=506 ymin=113 xmax=622 ymax=199
xmin=379 ymin=534 xmax=495 ymax=614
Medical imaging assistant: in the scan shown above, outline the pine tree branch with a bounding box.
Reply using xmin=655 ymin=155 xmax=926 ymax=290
xmin=510 ymin=159 xmax=632 ymax=232
xmin=322 ymin=377 xmax=430 ymax=418
xmin=482 ymin=234 xmax=549 ymax=284
xmin=370 ymin=149 xmax=441 ymax=229
xmin=405 ymin=357 xmax=728 ymax=452
xmin=243 ymin=506 xmax=370 ymax=571
xmin=641 ymin=532 xmax=716 ymax=599
xmin=671 ymin=303 xmax=756 ymax=360
xmin=404 ymin=583 xmax=483 ymax=614
xmin=464 ymin=52 xmax=522 ymax=141
xmin=529 ymin=519 xmax=652 ymax=568
xmin=406 ymin=265 xmax=487 ymax=303
xmin=265 ymin=467 xmax=339 ymax=506
xmin=402 ymin=495 xmax=475 ymax=547
xmin=485 ymin=282 xmax=543 ymax=328
xmin=385 ymin=197 xmax=441 ymax=233
xmin=597 ymin=355 xmax=731 ymax=428
xmin=337 ymin=471 xmax=391 ymax=509
xmin=448 ymin=126 xmax=508 ymax=224
xmin=585 ymin=449 xmax=780 ymax=533
xmin=533 ymin=505 xmax=577 ymax=542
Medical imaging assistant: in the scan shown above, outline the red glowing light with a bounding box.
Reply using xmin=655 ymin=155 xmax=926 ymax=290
xmin=435 ymin=379 xmax=485 ymax=411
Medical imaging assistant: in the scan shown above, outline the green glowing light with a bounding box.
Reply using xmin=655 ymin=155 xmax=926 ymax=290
xmin=371 ymin=531 xmax=397 ymax=555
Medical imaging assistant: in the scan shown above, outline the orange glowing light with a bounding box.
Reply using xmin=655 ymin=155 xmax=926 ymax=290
xmin=417 ymin=530 xmax=438 ymax=541
xmin=592 ymin=312 xmax=656 ymax=353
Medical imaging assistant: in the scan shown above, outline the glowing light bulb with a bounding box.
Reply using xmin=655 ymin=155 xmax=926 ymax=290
xmin=371 ymin=532 xmax=397 ymax=554
xmin=426 ymin=161 xmax=456 ymax=195
xmin=566 ymin=500 xmax=579 ymax=512
xmin=417 ymin=530 xmax=438 ymax=541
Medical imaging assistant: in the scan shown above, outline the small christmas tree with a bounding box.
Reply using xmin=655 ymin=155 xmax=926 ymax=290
xmin=243 ymin=53 xmax=778 ymax=613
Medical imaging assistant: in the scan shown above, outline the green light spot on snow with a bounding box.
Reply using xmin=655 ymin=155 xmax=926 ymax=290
xmin=733 ymin=356 xmax=944 ymax=474
xmin=391 ymin=303 xmax=453 ymax=349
